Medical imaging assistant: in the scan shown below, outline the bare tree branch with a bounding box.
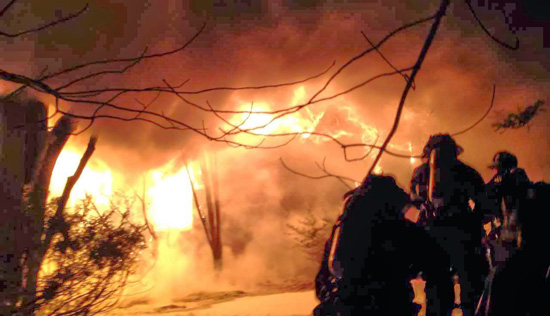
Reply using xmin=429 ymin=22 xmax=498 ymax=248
xmin=308 ymin=14 xmax=436 ymax=103
xmin=360 ymin=31 xmax=415 ymax=89
xmin=39 ymin=22 xmax=206 ymax=83
xmin=0 ymin=3 xmax=89 ymax=38
xmin=55 ymin=135 xmax=97 ymax=217
xmin=366 ymin=0 xmax=451 ymax=177
xmin=0 ymin=0 xmax=17 ymax=18
xmin=207 ymin=67 xmax=414 ymax=140
xmin=61 ymin=61 xmax=336 ymax=96
xmin=280 ymin=157 xmax=356 ymax=190
xmin=465 ymin=0 xmax=519 ymax=50
xmin=452 ymin=84 xmax=496 ymax=136
xmin=53 ymin=47 xmax=149 ymax=91
xmin=0 ymin=68 xmax=61 ymax=97
xmin=342 ymin=133 xmax=380 ymax=162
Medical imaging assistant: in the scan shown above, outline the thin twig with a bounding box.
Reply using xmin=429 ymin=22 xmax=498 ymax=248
xmin=360 ymin=31 xmax=415 ymax=89
xmin=39 ymin=23 xmax=206 ymax=82
xmin=452 ymin=84 xmax=496 ymax=136
xmin=280 ymin=158 xmax=355 ymax=190
xmin=0 ymin=4 xmax=89 ymax=38
xmin=54 ymin=47 xmax=149 ymax=91
xmin=465 ymin=0 xmax=519 ymax=50
xmin=0 ymin=0 xmax=17 ymax=18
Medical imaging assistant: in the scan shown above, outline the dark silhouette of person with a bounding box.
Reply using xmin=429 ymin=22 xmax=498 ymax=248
xmin=484 ymin=168 xmax=550 ymax=316
xmin=314 ymin=174 xmax=442 ymax=316
xmin=410 ymin=134 xmax=493 ymax=316
xmin=486 ymin=181 xmax=550 ymax=316
xmin=485 ymin=151 xmax=530 ymax=246
xmin=478 ymin=151 xmax=531 ymax=314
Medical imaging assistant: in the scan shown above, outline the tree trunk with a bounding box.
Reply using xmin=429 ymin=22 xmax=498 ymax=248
xmin=0 ymin=99 xmax=46 ymax=314
xmin=211 ymin=155 xmax=222 ymax=271
xmin=22 ymin=115 xmax=74 ymax=310
xmin=200 ymin=155 xmax=223 ymax=271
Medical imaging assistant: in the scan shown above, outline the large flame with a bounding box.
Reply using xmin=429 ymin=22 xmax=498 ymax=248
xmin=50 ymin=146 xmax=195 ymax=232
xmin=146 ymin=161 xmax=194 ymax=231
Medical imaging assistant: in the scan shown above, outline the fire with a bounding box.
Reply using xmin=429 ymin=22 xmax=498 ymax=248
xmin=50 ymin=145 xmax=195 ymax=232
xmin=231 ymin=103 xmax=323 ymax=136
xmin=337 ymin=106 xmax=379 ymax=145
xmin=228 ymin=86 xmax=395 ymax=157
xmin=146 ymin=161 xmax=194 ymax=231
xmin=49 ymin=148 xmax=113 ymax=208
xmin=229 ymin=86 xmax=324 ymax=143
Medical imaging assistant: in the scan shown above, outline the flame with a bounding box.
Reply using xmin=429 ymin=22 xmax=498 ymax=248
xmin=318 ymin=105 xmax=380 ymax=159
xmin=228 ymin=87 xmax=391 ymax=156
xmin=229 ymin=86 xmax=324 ymax=143
xmin=50 ymin=144 xmax=196 ymax=232
xmin=146 ymin=161 xmax=194 ymax=231
xmin=337 ymin=106 xmax=379 ymax=145
xmin=49 ymin=148 xmax=113 ymax=208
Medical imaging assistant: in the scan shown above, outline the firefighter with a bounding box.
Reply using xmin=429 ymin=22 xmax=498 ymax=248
xmin=314 ymin=175 xmax=429 ymax=316
xmin=481 ymin=153 xmax=550 ymax=315
xmin=485 ymin=151 xmax=530 ymax=248
xmin=480 ymin=152 xmax=530 ymax=312
xmin=410 ymin=134 xmax=493 ymax=316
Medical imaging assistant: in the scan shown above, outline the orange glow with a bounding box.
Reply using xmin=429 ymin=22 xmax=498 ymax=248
xmin=146 ymin=161 xmax=194 ymax=231
xmin=337 ymin=106 xmax=378 ymax=145
xmin=49 ymin=148 xmax=113 ymax=208
xmin=46 ymin=103 xmax=62 ymax=129
xmin=230 ymin=86 xmax=324 ymax=143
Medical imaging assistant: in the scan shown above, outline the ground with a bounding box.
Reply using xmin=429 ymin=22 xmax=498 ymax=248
xmin=107 ymin=285 xmax=462 ymax=315
xmin=108 ymin=290 xmax=318 ymax=316
xmin=105 ymin=273 xmax=466 ymax=316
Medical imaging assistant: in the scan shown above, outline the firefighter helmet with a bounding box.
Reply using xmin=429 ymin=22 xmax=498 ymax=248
xmin=489 ymin=151 xmax=518 ymax=171
xmin=421 ymin=134 xmax=463 ymax=158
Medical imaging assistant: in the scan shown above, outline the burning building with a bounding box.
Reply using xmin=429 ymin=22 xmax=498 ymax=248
xmin=1 ymin=0 xmax=548 ymax=315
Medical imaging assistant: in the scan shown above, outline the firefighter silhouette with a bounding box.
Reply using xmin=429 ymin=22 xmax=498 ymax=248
xmin=486 ymin=151 xmax=530 ymax=246
xmin=314 ymin=175 xmax=436 ymax=316
xmin=480 ymin=153 xmax=550 ymax=316
xmin=485 ymin=181 xmax=550 ymax=316
xmin=410 ymin=134 xmax=493 ymax=316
